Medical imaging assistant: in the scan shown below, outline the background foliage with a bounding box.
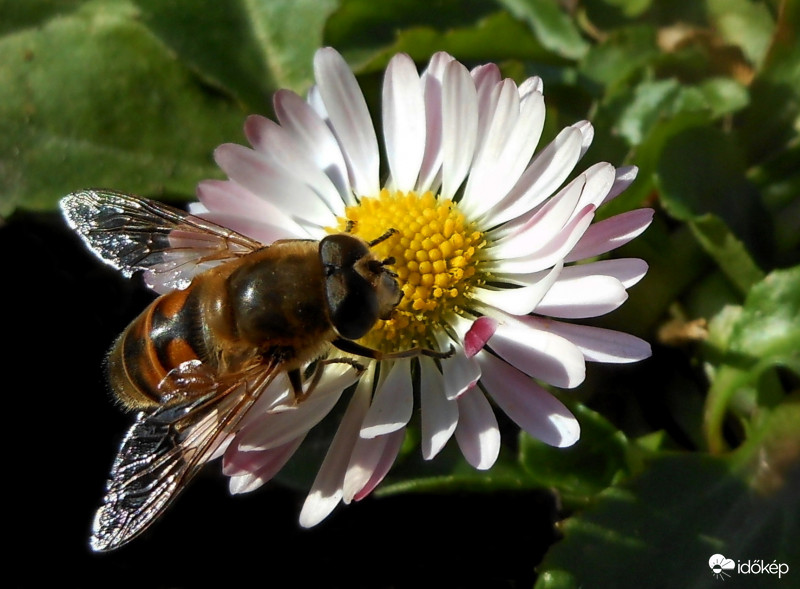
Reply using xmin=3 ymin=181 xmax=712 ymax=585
xmin=2 ymin=0 xmax=797 ymax=587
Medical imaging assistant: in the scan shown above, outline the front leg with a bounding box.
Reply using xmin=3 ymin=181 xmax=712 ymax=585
xmin=332 ymin=338 xmax=454 ymax=361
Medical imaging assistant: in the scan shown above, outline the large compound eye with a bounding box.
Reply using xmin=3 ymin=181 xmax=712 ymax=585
xmin=320 ymin=234 xmax=380 ymax=340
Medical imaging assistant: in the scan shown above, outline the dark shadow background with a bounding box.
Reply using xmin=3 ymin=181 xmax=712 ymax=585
xmin=4 ymin=210 xmax=559 ymax=588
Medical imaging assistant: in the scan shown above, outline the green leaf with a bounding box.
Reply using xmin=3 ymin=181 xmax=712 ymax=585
xmin=133 ymin=0 xmax=337 ymax=110
xmin=735 ymin=0 xmax=800 ymax=163
xmin=656 ymin=124 xmax=772 ymax=264
xmin=697 ymin=77 xmax=750 ymax=118
xmin=616 ymin=79 xmax=683 ymax=146
xmin=378 ymin=401 xmax=631 ymax=507
xmin=345 ymin=11 xmax=553 ymax=74
xmin=0 ymin=0 xmax=246 ymax=215
xmin=325 ymin=0 xmax=497 ymax=68
xmin=578 ymin=25 xmax=658 ymax=93
xmin=704 ymin=267 xmax=800 ymax=452
xmin=518 ymin=402 xmax=631 ymax=506
xmin=688 ymin=215 xmax=765 ymax=296
xmin=707 ymin=0 xmax=775 ymax=69
xmin=496 ymin=0 xmax=590 ymax=60
xmin=535 ymin=439 xmax=800 ymax=588
xmin=378 ymin=440 xmax=535 ymax=496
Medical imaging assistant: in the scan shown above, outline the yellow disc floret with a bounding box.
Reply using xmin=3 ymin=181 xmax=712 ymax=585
xmin=331 ymin=189 xmax=485 ymax=352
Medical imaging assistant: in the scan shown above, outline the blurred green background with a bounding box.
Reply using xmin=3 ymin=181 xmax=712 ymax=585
xmin=1 ymin=1 xmax=797 ymax=587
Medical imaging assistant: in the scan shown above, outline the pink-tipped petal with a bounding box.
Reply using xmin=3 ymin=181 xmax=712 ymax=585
xmin=273 ymin=89 xmax=353 ymax=205
xmin=226 ymin=436 xmax=304 ymax=494
xmin=214 ymin=143 xmax=333 ymax=229
xmin=524 ymin=317 xmax=652 ymax=363
xmin=243 ymin=115 xmax=346 ymax=217
xmin=603 ymin=165 xmax=638 ymax=205
xmin=464 ymin=316 xmax=498 ymax=358
xmin=565 ymin=208 xmax=654 ymax=262
xmin=557 ymin=258 xmax=649 ymax=289
xmin=343 ymin=429 xmax=405 ymax=503
xmin=314 ymin=47 xmax=380 ymax=197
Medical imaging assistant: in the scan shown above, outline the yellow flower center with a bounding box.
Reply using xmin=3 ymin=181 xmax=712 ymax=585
xmin=333 ymin=189 xmax=486 ymax=352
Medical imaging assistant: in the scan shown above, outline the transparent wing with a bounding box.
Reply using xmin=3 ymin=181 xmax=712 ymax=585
xmin=61 ymin=189 xmax=264 ymax=290
xmin=90 ymin=362 xmax=280 ymax=552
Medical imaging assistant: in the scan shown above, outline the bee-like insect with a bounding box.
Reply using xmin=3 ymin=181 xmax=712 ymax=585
xmin=61 ymin=190 xmax=450 ymax=552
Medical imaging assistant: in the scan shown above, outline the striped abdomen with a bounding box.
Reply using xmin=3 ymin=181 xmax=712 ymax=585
xmin=106 ymin=284 xmax=213 ymax=409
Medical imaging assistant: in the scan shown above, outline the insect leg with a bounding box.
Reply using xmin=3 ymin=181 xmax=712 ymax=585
xmin=287 ymin=368 xmax=304 ymax=400
xmin=368 ymin=228 xmax=398 ymax=247
xmin=332 ymin=338 xmax=454 ymax=361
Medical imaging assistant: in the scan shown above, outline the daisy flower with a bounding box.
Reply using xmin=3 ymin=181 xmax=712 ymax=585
xmin=183 ymin=47 xmax=652 ymax=527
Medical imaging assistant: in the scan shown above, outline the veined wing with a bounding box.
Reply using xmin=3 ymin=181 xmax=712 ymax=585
xmin=90 ymin=362 xmax=279 ymax=552
xmin=61 ymin=190 xmax=264 ymax=290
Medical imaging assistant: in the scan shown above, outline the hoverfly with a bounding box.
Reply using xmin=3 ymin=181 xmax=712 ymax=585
xmin=61 ymin=190 xmax=449 ymax=551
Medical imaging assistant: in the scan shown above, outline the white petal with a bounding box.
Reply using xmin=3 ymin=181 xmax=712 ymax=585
xmin=518 ymin=75 xmax=543 ymax=97
xmin=489 ymin=315 xmax=586 ymax=388
xmin=536 ymin=275 xmax=628 ymax=318
xmin=417 ymin=52 xmax=454 ymax=192
xmin=235 ymin=372 xmax=293 ymax=431
xmin=482 ymin=126 xmax=583 ymax=226
xmin=557 ymin=258 xmax=649 ymax=288
xmin=274 ymin=89 xmax=354 ymax=205
xmin=383 ymin=53 xmax=425 ymax=193
xmin=565 ymin=208 xmax=654 ymax=262
xmin=477 ymin=352 xmax=580 ymax=447
xmin=488 ymin=176 xmax=585 ymax=258
xmin=343 ymin=429 xmax=405 ymax=503
xmin=574 ymin=120 xmax=595 ymax=158
xmin=236 ymin=387 xmax=338 ymax=452
xmin=471 ymin=64 xmax=502 ymax=144
xmin=360 ymin=359 xmax=413 ymax=437
xmin=440 ymin=60 xmax=478 ymax=199
xmin=314 ymin=47 xmax=379 ymax=196
xmin=488 ymin=205 xmax=595 ymax=274
xmin=237 ymin=363 xmax=359 ymax=451
xmin=455 ymin=388 xmax=500 ymax=469
xmin=420 ymin=357 xmax=458 ymax=460
xmin=435 ymin=333 xmax=481 ymax=399
xmin=471 ymin=261 xmax=563 ymax=316
xmin=462 ymin=85 xmax=545 ymax=219
xmin=523 ymin=317 xmax=652 ymax=363
xmin=461 ymin=79 xmax=519 ymax=212
xmin=298 ymin=373 xmax=373 ymax=528
xmin=225 ymin=436 xmax=304 ymax=494
xmin=603 ymin=165 xmax=638 ymax=205
xmin=573 ymin=162 xmax=615 ymax=212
